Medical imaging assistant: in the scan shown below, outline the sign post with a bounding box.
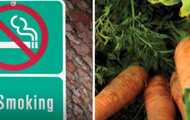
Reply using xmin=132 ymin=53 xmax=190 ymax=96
xmin=0 ymin=0 xmax=65 ymax=120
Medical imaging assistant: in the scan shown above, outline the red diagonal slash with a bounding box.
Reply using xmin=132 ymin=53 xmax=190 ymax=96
xmin=0 ymin=4 xmax=48 ymax=71
xmin=0 ymin=21 xmax=36 ymax=58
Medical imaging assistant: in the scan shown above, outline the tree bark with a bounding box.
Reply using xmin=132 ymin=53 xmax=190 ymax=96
xmin=65 ymin=0 xmax=92 ymax=120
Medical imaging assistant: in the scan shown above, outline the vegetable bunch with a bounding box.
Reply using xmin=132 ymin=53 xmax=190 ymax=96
xmin=96 ymin=38 xmax=190 ymax=120
xmin=96 ymin=66 xmax=176 ymax=120
xmin=96 ymin=0 xmax=190 ymax=119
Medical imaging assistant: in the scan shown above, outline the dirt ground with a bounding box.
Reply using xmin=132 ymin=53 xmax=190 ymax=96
xmin=65 ymin=0 xmax=92 ymax=120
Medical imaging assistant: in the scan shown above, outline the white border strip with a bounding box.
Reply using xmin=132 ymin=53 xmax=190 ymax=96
xmin=61 ymin=1 xmax=66 ymax=120
xmin=93 ymin=0 xmax=95 ymax=119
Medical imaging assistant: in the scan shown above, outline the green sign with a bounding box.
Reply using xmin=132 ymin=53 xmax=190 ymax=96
xmin=0 ymin=0 xmax=65 ymax=74
xmin=0 ymin=0 xmax=65 ymax=120
xmin=0 ymin=77 xmax=63 ymax=120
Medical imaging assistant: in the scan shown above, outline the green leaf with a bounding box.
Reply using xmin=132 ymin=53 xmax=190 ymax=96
xmin=160 ymin=0 xmax=181 ymax=6
xmin=184 ymin=88 xmax=190 ymax=120
xmin=148 ymin=0 xmax=180 ymax=6
xmin=148 ymin=0 xmax=160 ymax=4
xmin=180 ymin=0 xmax=190 ymax=17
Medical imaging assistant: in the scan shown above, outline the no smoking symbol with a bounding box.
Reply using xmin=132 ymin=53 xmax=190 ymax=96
xmin=0 ymin=4 xmax=48 ymax=71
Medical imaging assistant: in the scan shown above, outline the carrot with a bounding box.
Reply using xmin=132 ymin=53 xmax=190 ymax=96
xmin=174 ymin=37 xmax=190 ymax=89
xmin=95 ymin=65 xmax=148 ymax=120
xmin=144 ymin=75 xmax=176 ymax=120
xmin=170 ymin=72 xmax=186 ymax=120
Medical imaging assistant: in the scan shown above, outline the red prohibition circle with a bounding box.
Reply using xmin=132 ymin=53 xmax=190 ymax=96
xmin=0 ymin=4 xmax=48 ymax=71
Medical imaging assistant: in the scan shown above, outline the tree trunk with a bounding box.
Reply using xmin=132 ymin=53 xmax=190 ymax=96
xmin=65 ymin=0 xmax=92 ymax=120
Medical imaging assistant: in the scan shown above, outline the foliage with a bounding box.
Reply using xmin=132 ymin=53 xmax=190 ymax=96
xmin=148 ymin=0 xmax=181 ymax=6
xmin=180 ymin=0 xmax=190 ymax=17
xmin=148 ymin=0 xmax=190 ymax=17
xmin=96 ymin=0 xmax=190 ymax=88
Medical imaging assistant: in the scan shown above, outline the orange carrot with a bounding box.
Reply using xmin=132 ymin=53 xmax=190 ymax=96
xmin=144 ymin=75 xmax=176 ymax=120
xmin=175 ymin=37 xmax=190 ymax=89
xmin=95 ymin=65 xmax=148 ymax=120
xmin=170 ymin=72 xmax=185 ymax=120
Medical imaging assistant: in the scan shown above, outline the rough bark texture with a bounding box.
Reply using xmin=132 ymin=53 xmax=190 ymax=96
xmin=65 ymin=0 xmax=92 ymax=120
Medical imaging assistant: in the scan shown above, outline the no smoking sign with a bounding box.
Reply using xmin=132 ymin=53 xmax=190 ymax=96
xmin=0 ymin=1 xmax=65 ymax=120
xmin=0 ymin=0 xmax=64 ymax=74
